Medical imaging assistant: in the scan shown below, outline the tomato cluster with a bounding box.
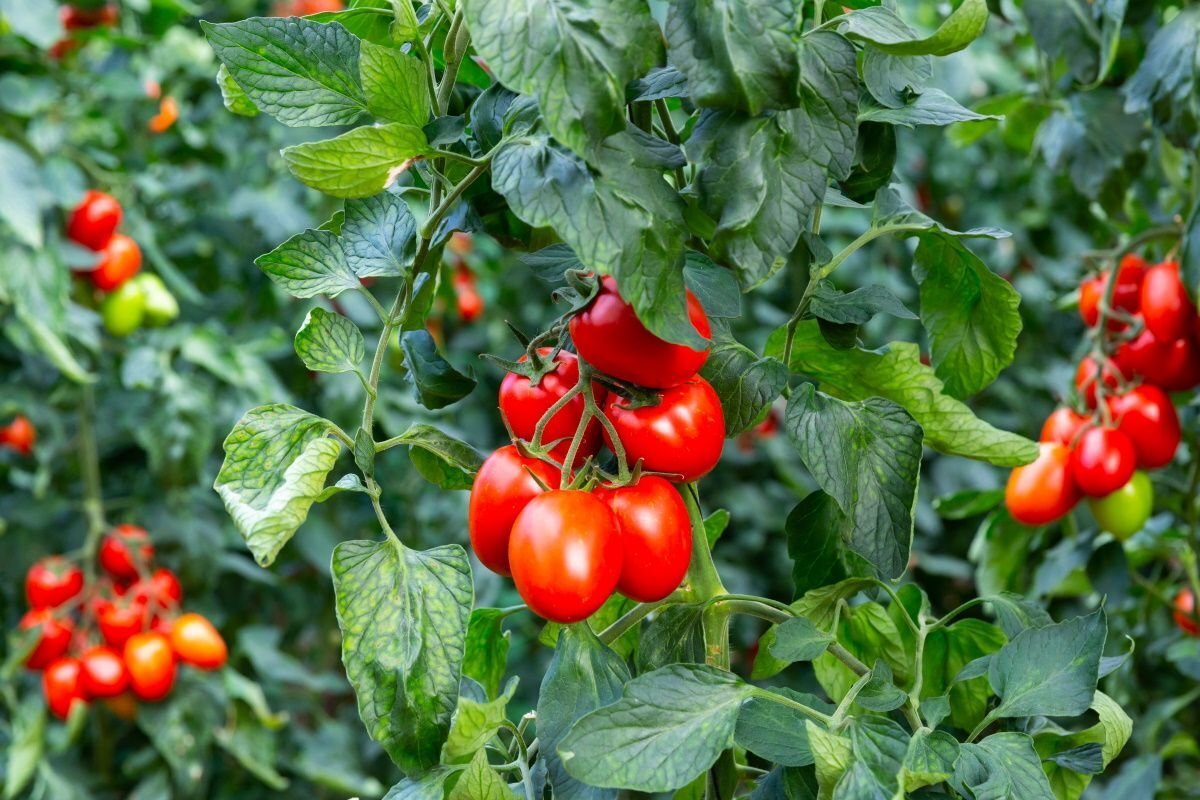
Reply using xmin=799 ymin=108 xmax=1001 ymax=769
xmin=50 ymin=3 xmax=118 ymax=59
xmin=0 ymin=415 xmax=35 ymax=456
xmin=469 ymin=277 xmax=722 ymax=622
xmin=19 ymin=524 xmax=226 ymax=720
xmin=66 ymin=191 xmax=179 ymax=336
xmin=446 ymin=232 xmax=485 ymax=322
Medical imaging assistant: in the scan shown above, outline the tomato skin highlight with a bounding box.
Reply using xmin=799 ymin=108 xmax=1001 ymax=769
xmin=20 ymin=610 xmax=74 ymax=671
xmin=80 ymin=646 xmax=130 ymax=698
xmin=1040 ymin=407 xmax=1089 ymax=445
xmin=67 ymin=190 xmax=122 ymax=250
xmin=1106 ymin=385 xmax=1181 ymax=469
xmin=99 ymin=524 xmax=154 ymax=582
xmin=508 ymin=490 xmax=622 ymax=623
xmin=170 ymin=613 xmax=228 ymax=670
xmin=2 ymin=415 xmax=36 ymax=455
xmin=1005 ymin=443 xmax=1079 ymax=526
xmin=1088 ymin=471 xmax=1153 ymax=541
xmin=43 ymin=658 xmax=89 ymax=720
xmin=1175 ymin=589 xmax=1200 ymax=637
xmin=1070 ymin=426 xmax=1137 ymax=498
xmin=603 ymin=379 xmax=726 ymax=483
xmin=499 ymin=350 xmax=605 ymax=466
xmin=594 ymin=476 xmax=692 ymax=603
xmin=25 ymin=556 xmax=84 ymax=609
xmin=1140 ymin=261 xmax=1194 ymax=342
xmin=99 ymin=601 xmax=147 ymax=649
xmin=124 ymin=632 xmax=177 ymax=701
xmin=569 ymin=275 xmax=711 ymax=389
xmin=468 ymin=446 xmax=558 ymax=576
xmin=91 ymin=233 xmax=142 ymax=292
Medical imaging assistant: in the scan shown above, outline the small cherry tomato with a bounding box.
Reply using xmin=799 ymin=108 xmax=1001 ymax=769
xmin=508 ymin=490 xmax=622 ymax=623
xmin=1070 ymin=426 xmax=1137 ymax=498
xmin=127 ymin=568 xmax=183 ymax=611
xmin=60 ymin=4 xmax=118 ymax=30
xmin=1115 ymin=330 xmax=1200 ymax=391
xmin=468 ymin=445 xmax=559 ymax=576
xmin=1087 ymin=471 xmax=1153 ymax=541
xmin=603 ymin=379 xmax=726 ymax=483
xmin=1106 ymin=385 xmax=1181 ymax=469
xmin=20 ymin=610 xmax=73 ymax=671
xmin=101 ymin=278 xmax=147 ymax=337
xmin=99 ymin=524 xmax=155 ymax=582
xmin=148 ymin=96 xmax=179 ymax=134
xmin=25 ymin=556 xmax=84 ymax=609
xmin=1073 ymin=356 xmax=1124 ymax=408
xmin=1141 ymin=261 xmax=1195 ymax=342
xmin=1039 ymin=407 xmax=1089 ymax=445
xmin=66 ymin=190 xmax=122 ymax=250
xmin=124 ymin=632 xmax=176 ymax=701
xmin=2 ymin=415 xmax=36 ymax=456
xmin=499 ymin=349 xmax=606 ymax=466
xmin=1174 ymin=588 xmax=1200 ymax=637
xmin=99 ymin=600 xmax=147 ymax=649
xmin=133 ymin=274 xmax=180 ymax=327
xmin=42 ymin=658 xmax=88 ymax=720
xmin=170 ymin=613 xmax=227 ymax=670
xmin=569 ymin=275 xmax=711 ymax=389
xmin=595 ymin=476 xmax=692 ymax=603
xmin=1004 ymin=442 xmax=1080 ymax=526
xmin=90 ymin=233 xmax=142 ymax=292
xmin=1078 ymin=255 xmax=1145 ymax=329
xmin=80 ymin=646 xmax=130 ymax=698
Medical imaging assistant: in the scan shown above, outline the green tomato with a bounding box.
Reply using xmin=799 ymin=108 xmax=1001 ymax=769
xmin=101 ymin=281 xmax=146 ymax=337
xmin=1087 ymin=470 xmax=1153 ymax=541
xmin=133 ymin=273 xmax=179 ymax=326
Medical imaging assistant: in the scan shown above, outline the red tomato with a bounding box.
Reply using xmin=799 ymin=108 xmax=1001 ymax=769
xmin=80 ymin=646 xmax=129 ymax=698
xmin=1039 ymin=407 xmax=1089 ymax=445
xmin=1073 ymin=356 xmax=1125 ymax=408
xmin=1106 ymin=385 xmax=1181 ymax=469
xmin=124 ymin=632 xmax=176 ymax=701
xmin=569 ymin=275 xmax=711 ymax=389
xmin=99 ymin=524 xmax=154 ymax=582
xmin=1004 ymin=443 xmax=1080 ymax=526
xmin=1114 ymin=330 xmax=1200 ymax=391
xmin=60 ymin=4 xmax=118 ymax=30
xmin=499 ymin=350 xmax=605 ymax=466
xmin=25 ymin=556 xmax=84 ymax=610
xmin=127 ymin=568 xmax=183 ymax=610
xmin=90 ymin=234 xmax=142 ymax=292
xmin=595 ymin=476 xmax=692 ymax=603
xmin=508 ymin=491 xmax=622 ymax=623
xmin=468 ymin=446 xmax=559 ymax=576
xmin=42 ymin=658 xmax=88 ymax=720
xmin=1070 ymin=426 xmax=1137 ymax=498
xmin=20 ymin=610 xmax=73 ymax=671
xmin=1175 ymin=588 xmax=1200 ymax=637
xmin=456 ymin=288 xmax=484 ymax=321
xmin=1141 ymin=261 xmax=1195 ymax=342
xmin=169 ymin=613 xmax=227 ymax=670
xmin=99 ymin=600 xmax=147 ymax=649
xmin=148 ymin=96 xmax=179 ymax=134
xmin=2 ymin=415 xmax=36 ymax=456
xmin=66 ymin=190 xmax=122 ymax=250
xmin=1078 ymin=256 xmax=1145 ymax=329
xmin=603 ymin=379 xmax=726 ymax=483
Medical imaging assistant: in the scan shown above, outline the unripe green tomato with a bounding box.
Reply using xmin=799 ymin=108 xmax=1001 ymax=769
xmin=1087 ymin=470 xmax=1153 ymax=541
xmin=134 ymin=274 xmax=179 ymax=326
xmin=101 ymin=281 xmax=146 ymax=337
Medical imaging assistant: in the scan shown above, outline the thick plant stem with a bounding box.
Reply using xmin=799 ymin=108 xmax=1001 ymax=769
xmin=682 ymin=484 xmax=729 ymax=666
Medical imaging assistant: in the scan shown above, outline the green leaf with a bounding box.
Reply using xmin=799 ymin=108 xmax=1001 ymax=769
xmin=341 ymin=192 xmax=418 ymax=278
xmin=0 ymin=142 xmax=45 ymax=247
xmin=441 ymin=678 xmax=518 ymax=763
xmin=201 ymin=18 xmax=366 ymax=126
xmin=785 ymin=494 xmax=849 ymax=600
xmin=538 ymin=626 xmax=629 ymax=800
xmin=844 ymin=716 xmax=909 ymax=793
xmin=933 ymin=488 xmax=1004 ymax=520
xmin=683 ymin=251 xmax=742 ymax=319
xmin=921 ymin=618 xmax=1006 ymax=732
xmin=384 ymin=769 xmax=453 ymax=800
xmin=1037 ymin=691 xmax=1131 ymax=799
xmin=447 ymin=750 xmax=518 ymax=800
xmin=389 ymin=423 xmax=482 ymax=490
xmin=860 ymin=89 xmax=1000 ymax=127
xmin=704 ymin=508 xmax=732 ymax=548
xmin=1023 ymin=0 xmax=1106 ymax=85
xmin=256 ymin=229 xmax=360 ymax=299
xmin=462 ymin=0 xmax=661 ymax=158
xmin=766 ymin=322 xmax=1037 ymax=467
xmin=216 ymin=64 xmax=259 ymax=117
xmin=861 ymin=47 xmax=931 ymax=109
xmin=855 ymin=661 xmax=909 ymax=713
xmin=637 ymin=603 xmax=707 ymax=673
xmin=840 ymin=0 xmax=989 ymax=57
xmin=0 ymin=0 xmax=61 ymax=48
xmin=953 ymin=733 xmax=1056 ymax=800
xmin=559 ymin=665 xmax=754 ymax=792
xmin=214 ymin=405 xmax=343 ymax=567
xmin=808 ymin=722 xmax=853 ymax=798
xmin=807 ymin=283 xmax=915 ymax=326
xmin=901 ymin=729 xmax=959 ymax=792
xmin=769 ymin=617 xmax=834 ymax=663
xmin=814 ymin=602 xmax=909 ymax=702
xmin=360 ymin=40 xmax=430 ymax=126
xmin=294 ymin=308 xmax=365 ymax=374
xmin=462 ymin=609 xmax=511 ymax=702
xmin=735 ymin=689 xmax=834 ymax=768
xmin=332 ymin=539 xmax=472 ymax=773
xmin=785 ymin=385 xmax=921 ymax=580
xmin=283 ymin=123 xmax=429 ymax=198
xmin=988 ymin=609 xmax=1106 ymax=720
xmin=399 ymin=330 xmax=476 ymax=409
xmin=701 ymin=323 xmax=789 ymax=435
xmin=1123 ymin=8 xmax=1200 ymax=149
xmin=5 ymin=694 xmax=43 ymax=799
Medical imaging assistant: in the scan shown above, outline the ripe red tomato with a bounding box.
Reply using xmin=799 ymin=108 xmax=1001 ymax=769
xmin=1073 ymin=356 xmax=1124 ymax=408
xmin=1141 ymin=261 xmax=1194 ymax=342
xmin=124 ymin=632 xmax=176 ymax=701
xmin=499 ymin=350 xmax=605 ymax=466
xmin=42 ymin=658 xmax=88 ymax=720
xmin=20 ymin=610 xmax=73 ymax=670
xmin=468 ymin=446 xmax=559 ymax=576
xmin=1106 ymin=385 xmax=1181 ymax=469
xmin=1070 ymin=426 xmax=1137 ymax=498
xmin=99 ymin=601 xmax=147 ymax=649
xmin=1115 ymin=330 xmax=1200 ymax=391
xmin=1175 ymin=589 xmax=1200 ymax=637
xmin=60 ymin=4 xmax=118 ymax=30
xmin=127 ymin=568 xmax=183 ymax=610
xmin=1039 ymin=407 xmax=1089 ymax=445
xmin=1004 ymin=443 xmax=1080 ymax=526
xmin=80 ymin=646 xmax=129 ymax=698
xmin=569 ymin=275 xmax=711 ymax=389
xmin=2 ymin=415 xmax=36 ymax=456
xmin=66 ymin=190 xmax=122 ymax=250
xmin=508 ymin=490 xmax=622 ymax=623
xmin=99 ymin=524 xmax=154 ymax=582
xmin=595 ymin=476 xmax=692 ymax=603
xmin=25 ymin=556 xmax=84 ymax=610
xmin=453 ymin=264 xmax=484 ymax=322
xmin=170 ymin=613 xmax=228 ymax=670
xmin=1078 ymin=255 xmax=1145 ymax=329
xmin=90 ymin=233 xmax=142 ymax=292
xmin=603 ymin=379 xmax=726 ymax=483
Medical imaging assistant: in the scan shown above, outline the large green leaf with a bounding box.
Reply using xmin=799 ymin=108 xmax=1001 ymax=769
xmin=447 ymin=750 xmax=517 ymax=800
xmin=360 ymin=40 xmax=430 ymax=126
xmin=283 ymin=123 xmax=429 ymax=198
xmin=920 ymin=618 xmax=1006 ymax=732
xmin=341 ymin=192 xmax=417 ymax=277
xmin=701 ymin=322 xmax=789 ymax=435
xmin=859 ymin=89 xmax=999 ymax=127
xmin=461 ymin=609 xmax=511 ymax=701
xmin=734 ymin=689 xmax=834 ymax=768
xmin=0 ymin=141 xmax=45 ymax=247
xmin=332 ymin=539 xmax=472 ymax=773
xmin=952 ymin=733 xmax=1056 ymax=800
xmin=398 ymin=330 xmax=476 ymax=409
xmin=988 ymin=609 xmax=1105 ymax=720
xmin=441 ymin=678 xmax=517 ymax=763
xmin=256 ymin=229 xmax=360 ymax=298
xmin=1123 ymin=7 xmax=1200 ymax=149
xmin=839 ymin=0 xmax=989 ymax=56
xmin=1037 ymin=692 xmax=1132 ymax=800
xmin=294 ymin=308 xmax=365 ymax=374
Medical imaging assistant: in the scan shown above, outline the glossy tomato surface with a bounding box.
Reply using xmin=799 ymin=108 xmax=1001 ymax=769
xmin=1070 ymin=426 xmax=1137 ymax=498
xmin=595 ymin=476 xmax=692 ymax=603
xmin=569 ymin=275 xmax=711 ymax=389
xmin=20 ymin=610 xmax=73 ymax=670
xmin=90 ymin=233 xmax=142 ymax=292
xmin=99 ymin=524 xmax=154 ymax=582
xmin=1005 ymin=443 xmax=1080 ymax=525
xmin=127 ymin=568 xmax=182 ymax=611
xmin=25 ymin=556 xmax=84 ymax=609
xmin=99 ymin=601 xmax=146 ymax=649
xmin=1078 ymin=255 xmax=1145 ymax=329
xmin=124 ymin=632 xmax=176 ymax=701
xmin=499 ymin=349 xmax=605 ymax=465
xmin=603 ymin=379 xmax=725 ymax=483
xmin=1115 ymin=330 xmax=1200 ymax=391
xmin=170 ymin=613 xmax=228 ymax=670
xmin=1141 ymin=261 xmax=1194 ymax=342
xmin=1106 ymin=385 xmax=1181 ymax=469
xmin=1087 ymin=471 xmax=1152 ymax=541
xmin=66 ymin=190 xmax=122 ymax=250
xmin=1073 ymin=356 xmax=1124 ymax=408
xmin=80 ymin=646 xmax=130 ymax=698
xmin=468 ymin=446 xmax=558 ymax=576
xmin=1039 ymin=407 xmax=1089 ymax=445
xmin=508 ymin=490 xmax=621 ymax=623
xmin=43 ymin=658 xmax=88 ymax=720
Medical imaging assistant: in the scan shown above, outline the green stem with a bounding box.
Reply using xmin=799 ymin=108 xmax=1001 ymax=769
xmin=682 ymin=485 xmax=729 ymax=669
xmin=435 ymin=8 xmax=467 ymax=114
xmin=597 ymin=596 xmax=675 ymax=644
xmin=419 ymin=159 xmax=493 ymax=240
xmin=828 ymin=643 xmax=868 ymax=676
xmin=753 ymin=687 xmax=834 ymax=726
xmin=716 ymin=598 xmax=791 ymax=625
xmin=79 ymin=383 xmax=108 ymax=571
